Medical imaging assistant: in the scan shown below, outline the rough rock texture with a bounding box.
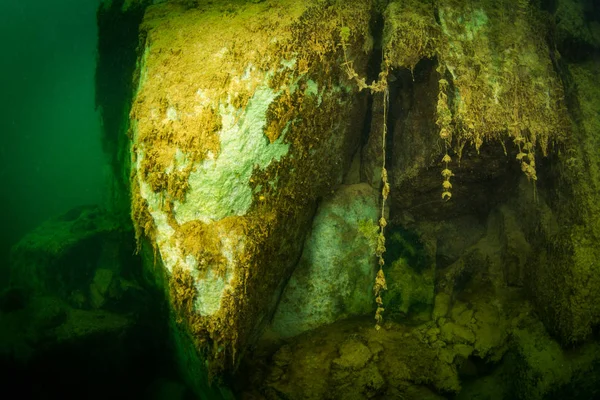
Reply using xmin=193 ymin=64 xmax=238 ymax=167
xmin=360 ymin=92 xmax=386 ymax=188
xmin=240 ymin=293 xmax=524 ymax=399
xmin=456 ymin=320 xmax=600 ymax=400
xmin=270 ymin=183 xmax=379 ymax=338
xmin=91 ymin=0 xmax=600 ymax=397
xmin=0 ymin=293 xmax=133 ymax=363
xmin=237 ymin=0 xmax=600 ymax=387
xmin=128 ymin=0 xmax=374 ymax=390
xmin=9 ymin=206 xmax=131 ymax=302
xmin=377 ymin=0 xmax=600 ymax=347
xmin=6 ymin=205 xmax=146 ymax=343
xmin=384 ymin=256 xmax=434 ymax=320
xmin=1 ymin=205 xmax=166 ymax=398
xmin=527 ymin=57 xmax=600 ymax=344
xmin=434 ymin=181 xmax=540 ymax=298
xmin=383 ymin=0 xmax=567 ymax=222
xmin=238 ymin=192 xmax=600 ymax=398
xmin=520 ymin=1 xmax=600 ymax=344
xmin=555 ymin=0 xmax=600 ymax=60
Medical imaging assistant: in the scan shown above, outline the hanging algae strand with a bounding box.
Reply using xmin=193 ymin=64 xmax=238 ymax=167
xmin=340 ymin=24 xmax=389 ymax=330
xmin=374 ymin=117 xmax=389 ymax=330
xmin=436 ymin=66 xmax=454 ymax=201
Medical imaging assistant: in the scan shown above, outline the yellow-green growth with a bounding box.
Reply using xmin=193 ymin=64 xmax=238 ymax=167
xmin=436 ymin=67 xmax=454 ymax=200
xmin=131 ymin=0 xmax=377 ymax=380
xmin=340 ymin=24 xmax=389 ymax=330
xmin=383 ymin=0 xmax=568 ymax=196
xmin=435 ymin=0 xmax=567 ymax=180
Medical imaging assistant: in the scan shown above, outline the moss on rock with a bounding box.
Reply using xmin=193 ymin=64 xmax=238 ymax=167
xmin=129 ymin=0 xmax=375 ymax=385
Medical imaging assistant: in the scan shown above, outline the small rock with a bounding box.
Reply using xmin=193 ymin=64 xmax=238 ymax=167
xmin=334 ymin=339 xmax=372 ymax=370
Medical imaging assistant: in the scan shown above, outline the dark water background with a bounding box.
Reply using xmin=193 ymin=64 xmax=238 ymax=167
xmin=0 ymin=0 xmax=105 ymax=285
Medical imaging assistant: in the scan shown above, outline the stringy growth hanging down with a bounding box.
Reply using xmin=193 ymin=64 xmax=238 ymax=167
xmin=340 ymin=25 xmax=389 ymax=330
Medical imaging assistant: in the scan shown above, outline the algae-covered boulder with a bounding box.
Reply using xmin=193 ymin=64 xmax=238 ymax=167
xmin=128 ymin=0 xmax=374 ymax=388
xmin=505 ymin=318 xmax=600 ymax=399
xmin=270 ymin=183 xmax=379 ymax=338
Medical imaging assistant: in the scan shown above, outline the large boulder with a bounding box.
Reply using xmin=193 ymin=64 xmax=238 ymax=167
xmin=92 ymin=0 xmax=600 ymax=397
xmin=127 ymin=0 xmax=374 ymax=392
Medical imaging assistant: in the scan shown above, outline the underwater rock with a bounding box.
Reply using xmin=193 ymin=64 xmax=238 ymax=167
xmin=432 ymin=292 xmax=450 ymax=322
xmin=384 ymin=256 xmax=434 ymax=320
xmin=14 ymin=296 xmax=71 ymax=348
xmin=53 ymin=308 xmax=131 ymax=343
xmin=244 ymin=317 xmax=465 ymax=398
xmin=333 ymin=338 xmax=373 ymax=370
xmin=377 ymin=0 xmax=600 ymax=348
xmin=440 ymin=321 xmax=475 ymax=345
xmin=435 ymin=199 xmax=536 ymax=301
xmin=89 ymin=268 xmax=114 ymax=309
xmin=0 ymin=294 xmax=132 ymax=364
xmin=360 ymin=92 xmax=386 ymax=189
xmin=269 ymin=183 xmax=379 ymax=338
xmin=497 ymin=205 xmax=531 ymax=288
xmin=525 ymin=59 xmax=600 ymax=345
xmin=9 ymin=205 xmax=126 ymax=302
xmin=2 ymin=203 xmax=159 ymax=393
xmin=380 ymin=0 xmax=568 ymax=223
xmin=381 ymin=224 xmax=435 ymax=322
xmin=507 ymin=318 xmax=600 ymax=399
xmin=435 ymin=215 xmax=485 ymax=269
xmin=127 ymin=0 xmax=373 ymax=392
xmin=554 ymin=0 xmax=600 ymax=60
xmin=93 ymin=0 xmax=600 ymax=397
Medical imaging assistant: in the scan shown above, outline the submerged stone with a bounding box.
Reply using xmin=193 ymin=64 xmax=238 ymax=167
xmin=127 ymin=0 xmax=373 ymax=393
xmin=270 ymin=183 xmax=379 ymax=338
xmin=9 ymin=206 xmax=124 ymax=301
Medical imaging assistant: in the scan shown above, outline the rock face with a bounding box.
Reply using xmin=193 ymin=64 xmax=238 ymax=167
xmin=92 ymin=0 xmax=600 ymax=397
xmin=2 ymin=206 xmax=162 ymax=398
xmin=378 ymin=0 xmax=600 ymax=347
xmin=127 ymin=0 xmax=373 ymax=391
xmin=270 ymin=183 xmax=379 ymax=338
xmin=10 ymin=206 xmax=126 ymax=301
xmin=239 ymin=188 xmax=600 ymax=399
xmin=555 ymin=0 xmax=600 ymax=60
xmin=530 ymin=59 xmax=600 ymax=344
xmin=234 ymin=0 xmax=600 ymax=398
xmin=383 ymin=0 xmax=568 ymax=221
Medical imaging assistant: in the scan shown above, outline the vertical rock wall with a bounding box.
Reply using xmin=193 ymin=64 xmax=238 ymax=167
xmin=380 ymin=0 xmax=600 ymax=346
